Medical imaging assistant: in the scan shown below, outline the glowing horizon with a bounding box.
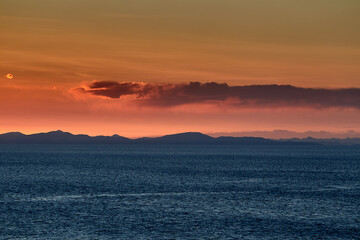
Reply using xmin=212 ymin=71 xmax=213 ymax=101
xmin=1 ymin=0 xmax=359 ymax=137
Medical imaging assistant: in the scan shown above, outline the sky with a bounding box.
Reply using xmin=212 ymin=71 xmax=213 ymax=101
xmin=1 ymin=0 xmax=360 ymax=137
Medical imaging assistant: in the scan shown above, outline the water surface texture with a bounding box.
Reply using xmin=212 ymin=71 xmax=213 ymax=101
xmin=1 ymin=144 xmax=359 ymax=239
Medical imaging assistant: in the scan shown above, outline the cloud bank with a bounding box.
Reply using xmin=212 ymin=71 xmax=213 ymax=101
xmin=73 ymin=81 xmax=360 ymax=109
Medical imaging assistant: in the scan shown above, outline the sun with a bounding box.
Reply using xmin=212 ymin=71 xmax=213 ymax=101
xmin=6 ymin=73 xmax=13 ymax=79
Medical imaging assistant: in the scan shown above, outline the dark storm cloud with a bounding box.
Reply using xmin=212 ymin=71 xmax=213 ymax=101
xmin=73 ymin=81 xmax=360 ymax=109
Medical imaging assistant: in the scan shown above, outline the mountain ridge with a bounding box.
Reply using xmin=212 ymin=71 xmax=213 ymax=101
xmin=208 ymin=130 xmax=360 ymax=139
xmin=0 ymin=130 xmax=344 ymax=145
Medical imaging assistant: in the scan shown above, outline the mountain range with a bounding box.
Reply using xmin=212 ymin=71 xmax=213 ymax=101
xmin=208 ymin=130 xmax=360 ymax=139
xmin=1 ymin=130 xmax=359 ymax=145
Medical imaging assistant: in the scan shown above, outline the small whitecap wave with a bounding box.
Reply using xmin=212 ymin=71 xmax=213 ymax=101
xmin=309 ymin=184 xmax=359 ymax=192
xmin=30 ymin=194 xmax=87 ymax=202
xmin=326 ymin=185 xmax=357 ymax=190
xmin=223 ymin=178 xmax=262 ymax=184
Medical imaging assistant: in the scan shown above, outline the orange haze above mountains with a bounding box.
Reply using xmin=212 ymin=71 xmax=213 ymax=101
xmin=1 ymin=0 xmax=360 ymax=137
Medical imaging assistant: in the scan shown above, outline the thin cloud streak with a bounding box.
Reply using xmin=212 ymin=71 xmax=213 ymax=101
xmin=72 ymin=81 xmax=360 ymax=109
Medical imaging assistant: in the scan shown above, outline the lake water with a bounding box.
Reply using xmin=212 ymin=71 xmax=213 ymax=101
xmin=0 ymin=144 xmax=359 ymax=239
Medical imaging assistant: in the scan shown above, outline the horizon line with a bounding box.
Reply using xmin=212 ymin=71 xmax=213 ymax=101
xmin=1 ymin=129 xmax=360 ymax=140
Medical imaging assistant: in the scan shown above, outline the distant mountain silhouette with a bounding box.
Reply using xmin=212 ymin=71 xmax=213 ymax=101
xmin=0 ymin=130 xmax=329 ymax=145
xmin=0 ymin=130 xmax=131 ymax=144
xmin=216 ymin=136 xmax=282 ymax=144
xmin=208 ymin=130 xmax=360 ymax=139
xmin=137 ymin=132 xmax=215 ymax=144
xmin=278 ymin=137 xmax=360 ymax=146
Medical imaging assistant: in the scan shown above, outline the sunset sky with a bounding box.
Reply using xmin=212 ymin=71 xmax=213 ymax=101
xmin=1 ymin=0 xmax=360 ymax=137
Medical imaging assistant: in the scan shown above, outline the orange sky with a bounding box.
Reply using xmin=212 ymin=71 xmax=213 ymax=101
xmin=1 ymin=0 xmax=360 ymax=137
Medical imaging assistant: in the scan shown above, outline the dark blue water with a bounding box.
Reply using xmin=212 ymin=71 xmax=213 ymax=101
xmin=1 ymin=144 xmax=359 ymax=239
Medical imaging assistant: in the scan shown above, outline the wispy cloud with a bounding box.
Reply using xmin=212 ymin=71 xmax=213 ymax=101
xmin=72 ymin=81 xmax=360 ymax=109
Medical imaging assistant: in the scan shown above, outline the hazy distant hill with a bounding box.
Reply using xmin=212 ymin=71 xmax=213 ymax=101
xmin=278 ymin=137 xmax=360 ymax=146
xmin=3 ymin=130 xmax=356 ymax=145
xmin=208 ymin=130 xmax=360 ymax=139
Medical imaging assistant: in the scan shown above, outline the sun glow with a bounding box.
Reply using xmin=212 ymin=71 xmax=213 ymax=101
xmin=6 ymin=73 xmax=13 ymax=79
